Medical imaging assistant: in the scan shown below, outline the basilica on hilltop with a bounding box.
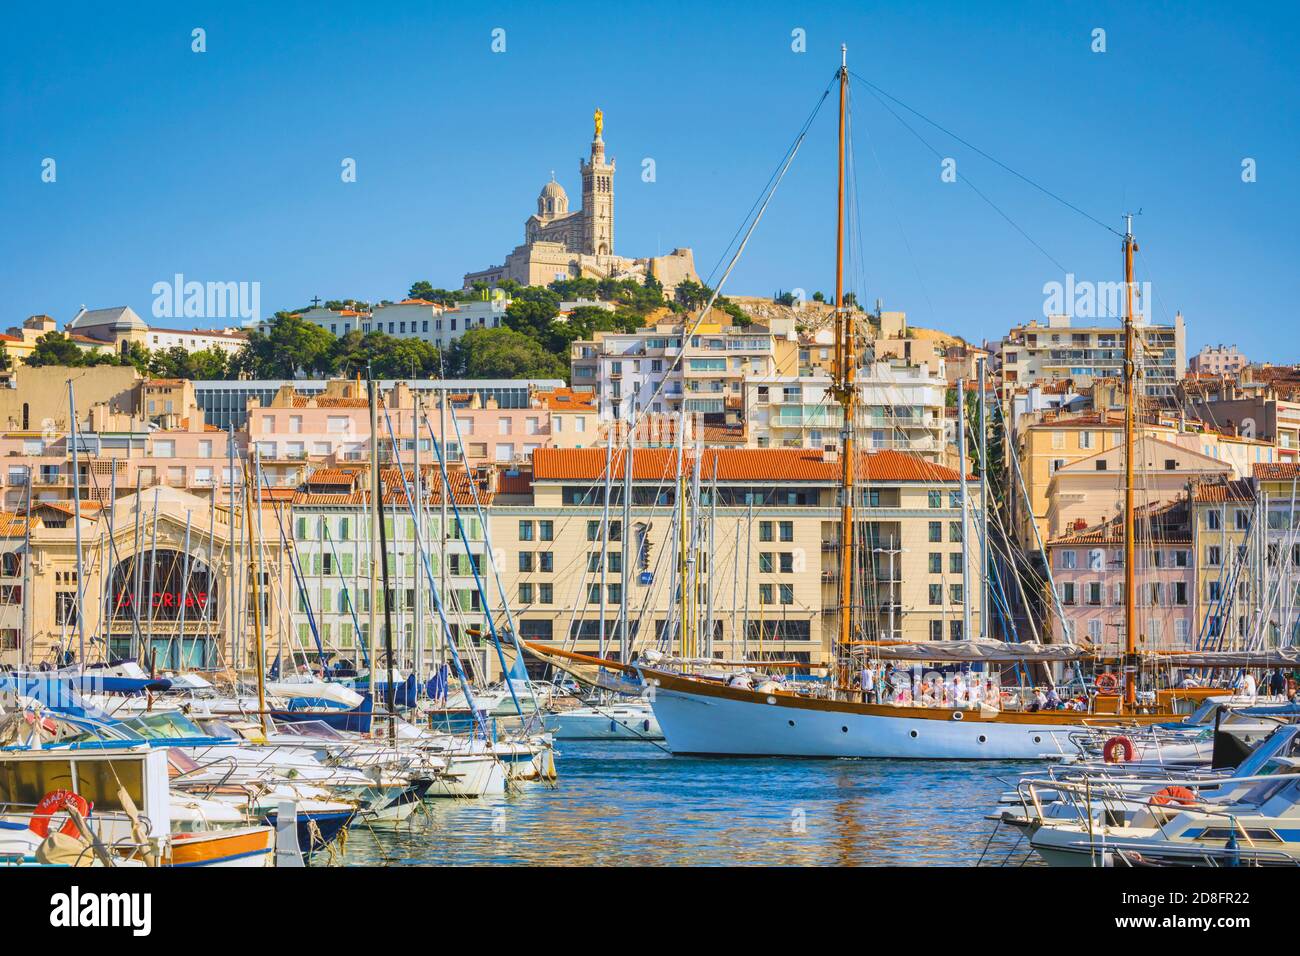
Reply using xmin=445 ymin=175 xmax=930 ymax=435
xmin=463 ymin=110 xmax=697 ymax=293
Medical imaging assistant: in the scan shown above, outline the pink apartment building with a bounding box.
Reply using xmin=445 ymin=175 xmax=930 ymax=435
xmin=1047 ymin=497 xmax=1196 ymax=653
xmin=245 ymin=380 xmax=563 ymax=483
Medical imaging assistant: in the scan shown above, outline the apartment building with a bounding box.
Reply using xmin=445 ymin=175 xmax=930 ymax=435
xmin=1012 ymin=410 xmax=1277 ymax=547
xmin=492 ymin=447 xmax=981 ymax=673
xmin=1046 ymin=497 xmax=1195 ymax=653
xmin=302 ymin=297 xmax=507 ymax=351
xmin=570 ymin=316 xmax=799 ymax=421
xmin=1043 ymin=434 xmax=1233 ymax=540
xmin=245 ymin=380 xmax=560 ymax=478
xmin=999 ymin=313 xmax=1186 ymax=398
xmin=743 ymin=362 xmax=947 ymax=459
xmin=284 ymin=465 xmax=495 ymax=678
xmin=1189 ymin=344 xmax=1248 ymax=376
xmin=1255 ymin=463 xmax=1300 ymax=646
xmin=1190 ymin=478 xmax=1259 ymax=651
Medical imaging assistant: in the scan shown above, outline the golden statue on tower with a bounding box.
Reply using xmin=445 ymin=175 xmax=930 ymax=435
xmin=593 ymin=107 xmax=603 ymax=138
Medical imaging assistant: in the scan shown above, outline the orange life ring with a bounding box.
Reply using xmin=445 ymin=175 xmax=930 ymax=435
xmin=1096 ymin=673 xmax=1119 ymax=695
xmin=1102 ymin=735 xmax=1136 ymax=763
xmin=1149 ymin=785 xmax=1196 ymax=807
xmin=29 ymin=789 xmax=91 ymax=839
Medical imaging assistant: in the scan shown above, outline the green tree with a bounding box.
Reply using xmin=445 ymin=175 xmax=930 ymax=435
xmin=233 ymin=312 xmax=335 ymax=378
xmin=25 ymin=332 xmax=88 ymax=367
xmin=187 ymin=346 xmax=232 ymax=380
xmin=445 ymin=327 xmax=567 ymax=380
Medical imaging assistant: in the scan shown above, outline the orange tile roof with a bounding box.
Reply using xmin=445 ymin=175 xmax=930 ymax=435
xmin=1192 ymin=478 xmax=1255 ymax=503
xmin=1254 ymin=462 xmax=1300 ymax=481
xmin=533 ymin=387 xmax=596 ymax=411
xmin=531 ymin=447 xmax=962 ymax=483
xmin=306 ymin=467 xmax=360 ymax=487
xmin=0 ymin=512 xmax=31 ymax=536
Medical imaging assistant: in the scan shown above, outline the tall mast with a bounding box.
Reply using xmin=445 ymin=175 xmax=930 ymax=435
xmin=978 ymin=358 xmax=989 ymax=639
xmin=831 ymin=45 xmax=855 ymax=682
xmin=957 ymin=379 xmax=971 ymax=640
xmin=68 ymin=380 xmax=86 ymax=665
xmin=243 ymin=470 xmax=268 ymax=730
xmin=369 ymin=370 xmax=397 ymax=744
xmin=1122 ymin=214 xmax=1139 ymax=711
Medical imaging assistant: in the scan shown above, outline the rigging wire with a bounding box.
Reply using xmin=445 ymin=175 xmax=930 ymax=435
xmin=848 ymin=70 xmax=1123 ymax=240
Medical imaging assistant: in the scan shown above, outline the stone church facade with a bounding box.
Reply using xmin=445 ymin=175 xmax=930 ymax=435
xmin=464 ymin=111 xmax=697 ymax=294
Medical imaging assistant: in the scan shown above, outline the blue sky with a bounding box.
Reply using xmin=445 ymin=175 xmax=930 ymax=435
xmin=2 ymin=1 xmax=1296 ymax=358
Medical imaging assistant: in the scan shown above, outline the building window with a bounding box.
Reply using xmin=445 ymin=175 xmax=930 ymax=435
xmin=519 ymin=520 xmax=534 ymax=541
xmin=518 ymin=552 xmax=533 ymax=573
xmin=928 ymin=553 xmax=941 ymax=573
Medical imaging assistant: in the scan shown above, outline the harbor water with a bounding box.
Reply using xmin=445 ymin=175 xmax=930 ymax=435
xmin=342 ymin=741 xmax=1041 ymax=866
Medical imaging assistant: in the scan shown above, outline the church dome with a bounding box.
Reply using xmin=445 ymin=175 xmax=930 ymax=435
xmin=537 ymin=177 xmax=568 ymax=217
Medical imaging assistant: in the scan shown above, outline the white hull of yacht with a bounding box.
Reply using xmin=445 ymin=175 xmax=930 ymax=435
xmin=545 ymin=704 xmax=663 ymax=741
xmin=426 ymin=755 xmax=507 ymax=798
xmin=647 ymin=674 xmax=1100 ymax=760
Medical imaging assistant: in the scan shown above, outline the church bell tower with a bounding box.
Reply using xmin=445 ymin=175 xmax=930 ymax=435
xmin=580 ymin=107 xmax=615 ymax=256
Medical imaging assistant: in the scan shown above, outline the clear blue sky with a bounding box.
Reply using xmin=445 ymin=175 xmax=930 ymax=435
xmin=2 ymin=1 xmax=1296 ymax=358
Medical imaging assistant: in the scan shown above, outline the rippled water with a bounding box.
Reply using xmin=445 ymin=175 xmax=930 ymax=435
xmin=341 ymin=742 xmax=1042 ymax=866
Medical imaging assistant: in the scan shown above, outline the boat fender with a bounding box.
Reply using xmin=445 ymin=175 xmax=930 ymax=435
xmin=1149 ymin=785 xmax=1196 ymax=807
xmin=1102 ymin=735 xmax=1136 ymax=764
xmin=29 ymin=789 xmax=92 ymax=839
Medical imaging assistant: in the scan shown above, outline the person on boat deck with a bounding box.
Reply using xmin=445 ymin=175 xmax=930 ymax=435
xmin=1269 ymin=669 xmax=1288 ymax=697
xmin=1235 ymin=671 xmax=1257 ymax=700
xmin=860 ymin=665 xmax=875 ymax=703
xmin=1044 ymin=686 xmax=1061 ymax=709
xmin=1028 ymin=687 xmax=1048 ymax=712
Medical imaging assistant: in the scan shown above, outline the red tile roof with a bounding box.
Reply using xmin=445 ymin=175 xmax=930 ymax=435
xmin=497 ymin=468 xmax=534 ymax=496
xmin=531 ymin=447 xmax=962 ymax=483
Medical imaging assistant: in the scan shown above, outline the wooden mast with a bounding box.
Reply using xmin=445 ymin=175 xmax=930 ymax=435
xmin=831 ymin=46 xmax=854 ymax=688
xmin=1122 ymin=214 xmax=1139 ymax=711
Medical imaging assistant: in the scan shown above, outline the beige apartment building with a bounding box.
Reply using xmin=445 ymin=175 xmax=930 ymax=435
xmin=492 ymin=447 xmax=982 ymax=672
xmin=1012 ymin=410 xmax=1279 ymax=547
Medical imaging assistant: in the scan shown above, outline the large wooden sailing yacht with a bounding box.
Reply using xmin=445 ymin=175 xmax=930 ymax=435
xmin=528 ymin=48 xmax=1207 ymax=759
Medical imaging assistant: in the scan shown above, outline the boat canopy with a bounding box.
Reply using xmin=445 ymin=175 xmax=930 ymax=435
xmin=1158 ymin=648 xmax=1300 ymax=667
xmin=852 ymin=640 xmax=1087 ymax=663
